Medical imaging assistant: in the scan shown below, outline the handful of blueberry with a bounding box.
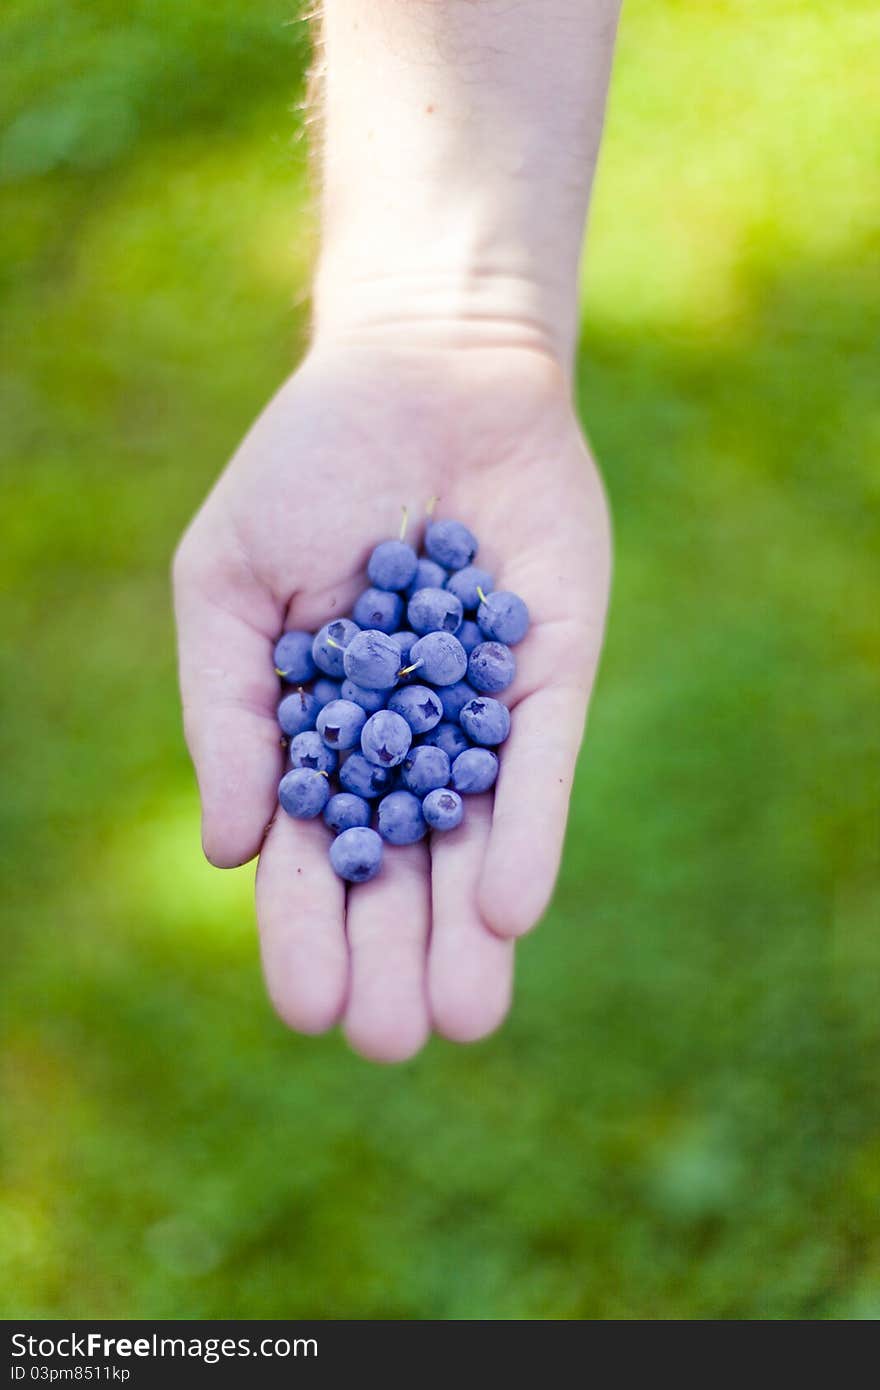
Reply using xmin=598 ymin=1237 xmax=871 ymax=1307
xmin=273 ymin=517 xmax=530 ymax=883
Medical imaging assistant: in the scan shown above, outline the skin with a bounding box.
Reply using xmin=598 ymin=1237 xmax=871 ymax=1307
xmin=174 ymin=0 xmax=619 ymax=1061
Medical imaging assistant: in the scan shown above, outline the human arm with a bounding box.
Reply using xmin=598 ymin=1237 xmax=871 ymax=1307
xmin=173 ymin=0 xmax=619 ymax=1060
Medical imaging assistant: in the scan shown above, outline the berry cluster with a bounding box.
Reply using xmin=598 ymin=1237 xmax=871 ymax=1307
xmin=273 ymin=517 xmax=530 ymax=883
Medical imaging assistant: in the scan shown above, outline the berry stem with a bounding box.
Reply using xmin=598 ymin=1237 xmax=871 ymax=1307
xmin=397 ymin=659 xmax=425 ymax=677
xmin=476 ymin=586 xmax=488 ymax=605
xmin=399 ymin=506 xmax=409 ymax=541
xmin=426 ymin=495 xmax=438 ymax=517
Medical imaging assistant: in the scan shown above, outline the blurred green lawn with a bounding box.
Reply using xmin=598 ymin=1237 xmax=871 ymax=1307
xmin=1 ymin=0 xmax=878 ymax=1319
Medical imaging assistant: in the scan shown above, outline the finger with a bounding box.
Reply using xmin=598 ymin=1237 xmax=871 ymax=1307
xmin=478 ymin=681 xmax=588 ymax=938
xmin=428 ymin=795 xmax=514 ymax=1042
xmin=343 ymin=840 xmax=431 ymax=1063
xmin=255 ymin=809 xmax=348 ymax=1034
xmin=174 ymin=543 xmax=284 ymax=867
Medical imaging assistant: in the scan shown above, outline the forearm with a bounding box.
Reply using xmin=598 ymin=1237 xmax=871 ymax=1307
xmin=312 ymin=0 xmax=622 ymax=365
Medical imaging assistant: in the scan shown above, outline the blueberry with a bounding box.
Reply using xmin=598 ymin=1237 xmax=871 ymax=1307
xmin=316 ymin=698 xmax=367 ymax=750
xmin=387 ymin=684 xmax=443 ymax=735
xmin=343 ymin=629 xmax=401 ymax=690
xmin=421 ymin=721 xmax=471 ymax=761
xmin=390 ymin=630 xmax=420 ymax=683
xmin=278 ymin=767 xmax=331 ymax=819
xmin=477 ymin=590 xmax=530 ymax=645
xmin=277 ymin=688 xmax=320 ymax=738
xmin=438 ymin=680 xmax=477 ymax=724
xmin=312 ymin=618 xmax=359 ymax=677
xmin=406 ymin=557 xmax=447 ymax=597
xmin=450 ymin=747 xmax=499 ymax=794
xmin=407 ymin=586 xmax=463 ymax=636
xmin=330 ymin=826 xmax=383 ymax=882
xmin=445 ymin=565 xmax=493 ymax=612
xmin=340 ymin=678 xmax=386 ymax=715
xmin=422 ymin=787 xmax=464 ymax=831
xmin=367 ymin=539 xmax=418 ymax=592
xmin=376 ymin=790 xmax=427 ymax=845
xmin=468 ymin=640 xmax=516 ymax=694
xmin=323 ymin=791 xmax=372 ymax=835
xmin=457 ymin=620 xmax=482 ymax=655
xmin=408 ymin=631 xmax=467 ymax=686
xmin=312 ymin=677 xmax=343 ymax=707
xmin=353 ymin=586 xmax=404 ymax=634
xmin=273 ymin=630 xmax=317 ymax=684
xmin=361 ymin=709 xmax=412 ymax=768
xmin=401 ymin=744 xmax=450 ymax=796
xmin=390 ymin=630 xmax=417 ymax=659
xmin=338 ymin=752 xmax=396 ymax=800
xmin=425 ymin=519 xmax=478 ymax=570
xmin=459 ymin=696 xmax=510 ymax=746
xmin=289 ymin=729 xmax=338 ymax=774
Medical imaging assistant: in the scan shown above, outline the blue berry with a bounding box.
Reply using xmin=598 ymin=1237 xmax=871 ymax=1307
xmin=408 ymin=631 xmax=467 ymax=686
xmin=406 ymin=557 xmax=447 ymax=597
xmin=274 ymin=630 xmax=317 ymax=684
xmin=425 ymin=519 xmax=478 ymax=570
xmin=401 ymin=744 xmax=450 ymax=796
xmin=445 ymin=565 xmax=493 ymax=612
xmin=377 ymin=790 xmax=427 ymax=845
xmin=468 ymin=640 xmax=516 ymax=694
xmin=421 ymin=721 xmax=471 ymax=761
xmin=387 ymin=684 xmax=443 ymax=734
xmin=338 ymin=752 xmax=396 ymax=800
xmin=422 ymin=788 xmax=464 ymax=831
xmin=457 ymin=619 xmax=482 ymax=655
xmin=450 ymin=747 xmax=499 ymax=794
xmin=459 ymin=696 xmax=510 ymax=746
xmin=353 ymin=586 xmax=404 ymax=633
xmin=330 ymin=826 xmax=383 ymax=882
xmin=312 ymin=677 xmax=343 ymax=707
xmin=438 ymin=680 xmax=476 ymax=724
xmin=278 ymin=767 xmax=331 ymax=819
xmin=272 ymin=518 xmax=523 ymax=878
xmin=289 ymin=729 xmax=338 ymax=774
xmin=277 ymin=689 xmax=320 ymax=738
xmin=477 ymin=590 xmax=530 ymax=645
xmin=368 ymin=539 xmax=418 ymax=592
xmin=407 ymin=586 xmax=463 ymax=636
xmin=312 ymin=618 xmax=359 ymax=677
xmin=389 ymin=632 xmax=417 ymax=682
xmin=340 ymin=678 xmax=386 ymax=715
xmin=343 ymin=628 xmax=402 ymax=689
xmin=316 ymin=698 xmax=367 ymax=750
xmin=361 ymin=709 xmax=412 ymax=768
xmin=390 ymin=630 xmax=420 ymax=683
xmin=323 ymin=791 xmax=372 ymax=835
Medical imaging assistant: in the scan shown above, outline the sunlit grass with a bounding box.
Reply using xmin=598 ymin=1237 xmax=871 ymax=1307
xmin=584 ymin=1 xmax=880 ymax=329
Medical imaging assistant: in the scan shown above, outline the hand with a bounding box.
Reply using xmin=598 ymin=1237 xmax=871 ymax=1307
xmin=173 ymin=339 xmax=611 ymax=1060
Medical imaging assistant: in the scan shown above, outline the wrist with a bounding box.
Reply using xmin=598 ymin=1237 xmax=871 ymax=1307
xmin=310 ymin=0 xmax=619 ymax=369
xmin=312 ymin=254 xmax=576 ymax=366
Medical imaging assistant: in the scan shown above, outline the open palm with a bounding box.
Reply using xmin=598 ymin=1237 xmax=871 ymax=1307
xmin=174 ymin=343 xmax=610 ymax=1060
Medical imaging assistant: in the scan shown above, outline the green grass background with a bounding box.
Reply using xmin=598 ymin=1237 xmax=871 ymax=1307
xmin=2 ymin=0 xmax=878 ymax=1319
